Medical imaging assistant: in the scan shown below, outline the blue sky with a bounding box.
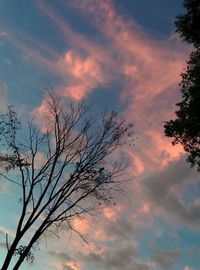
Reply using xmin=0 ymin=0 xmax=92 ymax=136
xmin=0 ymin=1 xmax=199 ymax=270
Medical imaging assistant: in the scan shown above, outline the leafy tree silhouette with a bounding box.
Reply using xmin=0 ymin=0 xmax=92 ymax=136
xmin=164 ymin=0 xmax=200 ymax=169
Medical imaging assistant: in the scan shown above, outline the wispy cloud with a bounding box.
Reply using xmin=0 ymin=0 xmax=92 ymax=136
xmin=142 ymin=156 xmax=200 ymax=229
xmin=56 ymin=50 xmax=108 ymax=100
xmin=1 ymin=1 xmax=197 ymax=269
xmin=0 ymin=82 xmax=8 ymax=111
xmin=31 ymin=3 xmax=195 ymax=267
xmin=70 ymin=0 xmax=188 ymax=168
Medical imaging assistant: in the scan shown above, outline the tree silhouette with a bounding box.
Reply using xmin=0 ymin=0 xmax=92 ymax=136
xmin=164 ymin=0 xmax=200 ymax=169
xmin=0 ymin=92 xmax=134 ymax=269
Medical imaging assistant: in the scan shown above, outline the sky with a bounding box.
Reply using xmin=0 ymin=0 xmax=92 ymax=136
xmin=0 ymin=1 xmax=200 ymax=270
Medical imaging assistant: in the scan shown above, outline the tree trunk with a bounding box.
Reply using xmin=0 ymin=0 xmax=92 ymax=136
xmin=1 ymin=236 xmax=21 ymax=270
xmin=1 ymin=222 xmax=30 ymax=269
xmin=12 ymin=230 xmax=41 ymax=270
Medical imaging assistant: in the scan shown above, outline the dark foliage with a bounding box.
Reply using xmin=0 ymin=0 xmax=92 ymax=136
xmin=175 ymin=0 xmax=200 ymax=47
xmin=164 ymin=0 xmax=200 ymax=169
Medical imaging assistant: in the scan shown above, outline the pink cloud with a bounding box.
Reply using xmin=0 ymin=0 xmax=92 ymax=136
xmin=30 ymin=2 xmax=191 ymax=236
xmin=124 ymin=149 xmax=145 ymax=176
xmin=56 ymin=50 xmax=107 ymax=100
xmin=72 ymin=218 xmax=90 ymax=235
xmin=102 ymin=205 xmax=121 ymax=221
xmin=33 ymin=1 xmax=190 ymax=234
xmin=64 ymin=1 xmax=197 ymax=238
xmin=36 ymin=1 xmax=116 ymax=100
xmin=71 ymin=0 xmax=188 ymax=168
xmin=32 ymin=96 xmax=52 ymax=132
xmin=65 ymin=261 xmax=81 ymax=270
xmin=1 ymin=2 xmax=197 ymax=269
xmin=4 ymin=3 xmax=193 ymax=261
xmin=139 ymin=202 xmax=151 ymax=214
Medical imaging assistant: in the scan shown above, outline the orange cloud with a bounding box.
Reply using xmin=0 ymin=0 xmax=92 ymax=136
xmin=30 ymin=2 xmax=189 ymax=234
xmin=125 ymin=149 xmax=145 ymax=176
xmin=1 ymin=2 xmax=195 ymax=269
xmin=56 ymin=50 xmax=107 ymax=100
xmin=103 ymin=205 xmax=121 ymax=221
xmin=145 ymin=130 xmax=184 ymax=166
xmin=72 ymin=218 xmax=90 ymax=235
xmin=58 ymin=51 xmax=102 ymax=81
xmin=73 ymin=0 xmax=188 ymax=169
xmin=65 ymin=261 xmax=80 ymax=270
xmin=34 ymin=97 xmax=49 ymax=116
xmin=32 ymin=96 xmax=52 ymax=132
xmin=31 ymin=2 xmax=190 ymax=240
xmin=36 ymin=1 xmax=116 ymax=101
xmin=139 ymin=202 xmax=151 ymax=214
xmin=103 ymin=208 xmax=117 ymax=221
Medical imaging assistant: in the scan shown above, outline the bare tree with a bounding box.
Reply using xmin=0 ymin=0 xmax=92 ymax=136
xmin=0 ymin=92 xmax=134 ymax=270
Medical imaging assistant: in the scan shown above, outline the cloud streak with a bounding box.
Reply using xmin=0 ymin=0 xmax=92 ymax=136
xmin=142 ymin=156 xmax=200 ymax=229
xmin=0 ymin=82 xmax=7 ymax=111
xmin=66 ymin=0 xmax=189 ymax=170
xmin=1 ymin=1 xmax=198 ymax=269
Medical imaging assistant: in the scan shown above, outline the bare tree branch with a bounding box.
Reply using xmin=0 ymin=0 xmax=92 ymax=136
xmin=0 ymin=91 xmax=135 ymax=270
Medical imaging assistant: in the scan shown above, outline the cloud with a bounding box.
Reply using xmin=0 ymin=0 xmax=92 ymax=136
xmin=78 ymin=243 xmax=152 ymax=270
xmin=56 ymin=50 xmax=108 ymax=100
xmin=64 ymin=261 xmax=80 ymax=270
xmin=36 ymin=0 xmax=188 ymax=109
xmin=142 ymin=156 xmax=200 ymax=228
xmin=2 ymin=2 xmax=197 ymax=269
xmin=102 ymin=206 xmax=121 ymax=221
xmin=183 ymin=266 xmax=195 ymax=270
xmin=151 ymin=249 xmax=180 ymax=269
xmin=48 ymin=250 xmax=81 ymax=270
xmin=0 ymin=82 xmax=7 ymax=110
xmin=34 ymin=1 xmax=117 ymax=100
xmin=104 ymin=214 xmax=138 ymax=241
xmin=3 ymin=0 xmax=187 ymax=117
xmin=77 ymin=245 xmax=181 ymax=270
xmin=0 ymin=226 xmax=15 ymax=238
xmin=68 ymin=0 xmax=188 ymax=169
xmin=3 ymin=18 xmax=113 ymax=102
xmin=0 ymin=181 xmax=10 ymax=194
xmin=47 ymin=241 xmax=181 ymax=270
xmin=0 ymin=242 xmax=7 ymax=249
xmin=48 ymin=251 xmax=73 ymax=262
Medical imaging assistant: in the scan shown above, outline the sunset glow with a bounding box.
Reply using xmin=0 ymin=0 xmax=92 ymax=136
xmin=0 ymin=1 xmax=199 ymax=270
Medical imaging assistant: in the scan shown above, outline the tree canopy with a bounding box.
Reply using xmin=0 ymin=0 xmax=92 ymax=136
xmin=175 ymin=0 xmax=200 ymax=47
xmin=164 ymin=0 xmax=200 ymax=169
